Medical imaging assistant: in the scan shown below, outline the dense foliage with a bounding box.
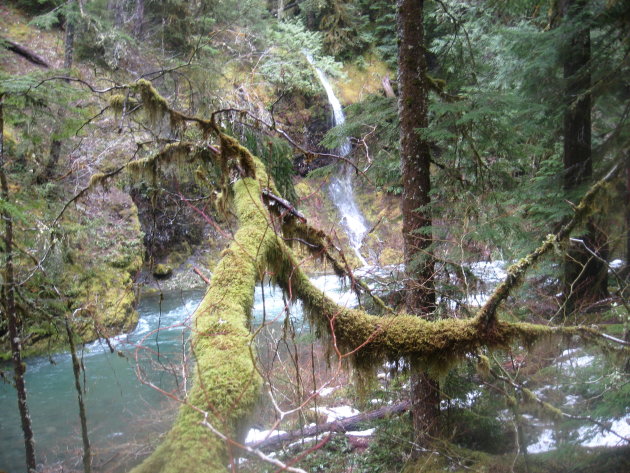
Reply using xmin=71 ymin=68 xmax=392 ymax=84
xmin=1 ymin=0 xmax=628 ymax=472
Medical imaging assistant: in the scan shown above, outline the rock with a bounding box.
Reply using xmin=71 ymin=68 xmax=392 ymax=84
xmin=153 ymin=264 xmax=173 ymax=279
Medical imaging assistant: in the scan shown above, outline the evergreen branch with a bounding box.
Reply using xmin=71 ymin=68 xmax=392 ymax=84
xmin=211 ymin=107 xmax=369 ymax=179
xmin=491 ymin=366 xmax=630 ymax=443
xmin=476 ymin=163 xmax=622 ymax=330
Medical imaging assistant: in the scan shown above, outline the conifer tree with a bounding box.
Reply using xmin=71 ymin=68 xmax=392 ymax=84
xmin=561 ymin=0 xmax=609 ymax=315
xmin=396 ymin=0 xmax=440 ymax=443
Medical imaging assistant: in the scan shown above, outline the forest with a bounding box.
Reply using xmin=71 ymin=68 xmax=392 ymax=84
xmin=0 ymin=0 xmax=629 ymax=472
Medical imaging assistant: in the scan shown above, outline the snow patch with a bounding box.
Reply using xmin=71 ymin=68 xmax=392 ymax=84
xmin=312 ymin=405 xmax=360 ymax=423
xmin=579 ymin=416 xmax=630 ymax=447
xmin=609 ymin=259 xmax=624 ymax=270
xmin=346 ymin=428 xmax=375 ymax=437
xmin=528 ymin=428 xmax=555 ymax=453
xmin=245 ymin=428 xmax=287 ymax=444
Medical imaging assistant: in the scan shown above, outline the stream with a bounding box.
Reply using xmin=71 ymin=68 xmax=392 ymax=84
xmin=2 ymin=267 xmax=629 ymax=472
xmin=0 ymin=276 xmax=355 ymax=473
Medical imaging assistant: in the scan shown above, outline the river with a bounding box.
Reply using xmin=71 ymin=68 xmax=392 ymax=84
xmin=0 ymin=276 xmax=355 ymax=473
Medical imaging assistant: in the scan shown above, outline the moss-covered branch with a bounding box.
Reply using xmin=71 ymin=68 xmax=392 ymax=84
xmin=114 ymin=80 xmax=624 ymax=472
xmin=475 ymin=163 xmax=622 ymax=329
xmin=129 ymin=159 xmax=275 ymax=473
xmin=268 ymin=236 xmax=627 ymax=378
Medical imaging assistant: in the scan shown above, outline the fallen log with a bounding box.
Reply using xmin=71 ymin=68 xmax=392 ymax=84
xmin=1 ymin=37 xmax=50 ymax=68
xmin=246 ymin=400 xmax=410 ymax=451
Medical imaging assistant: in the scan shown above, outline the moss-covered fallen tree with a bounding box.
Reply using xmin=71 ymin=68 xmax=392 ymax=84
xmin=77 ymin=79 xmax=626 ymax=473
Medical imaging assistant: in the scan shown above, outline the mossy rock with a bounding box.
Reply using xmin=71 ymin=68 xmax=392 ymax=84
xmin=153 ymin=264 xmax=173 ymax=278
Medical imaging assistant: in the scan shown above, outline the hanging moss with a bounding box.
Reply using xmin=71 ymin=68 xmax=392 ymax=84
xmin=118 ymin=83 xmax=624 ymax=473
xmin=109 ymin=94 xmax=126 ymax=114
xmin=522 ymin=388 xmax=564 ymax=420
xmin=109 ymin=94 xmax=138 ymax=116
xmin=135 ymin=79 xmax=170 ymax=126
xmin=129 ymin=141 xmax=280 ymax=473
xmin=87 ymin=172 xmax=108 ymax=189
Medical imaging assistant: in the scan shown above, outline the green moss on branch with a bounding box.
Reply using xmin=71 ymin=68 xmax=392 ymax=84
xmin=130 ymin=149 xmax=277 ymax=473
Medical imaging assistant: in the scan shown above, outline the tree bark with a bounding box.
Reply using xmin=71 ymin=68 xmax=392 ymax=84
xmin=247 ymin=400 xmax=411 ymax=451
xmin=65 ymin=315 xmax=91 ymax=473
xmin=108 ymin=0 xmax=125 ymax=29
xmin=624 ymin=151 xmax=630 ymax=280
xmin=1 ymin=95 xmax=37 ymax=472
xmin=41 ymin=0 xmax=75 ymax=183
xmin=561 ymin=0 xmax=608 ymax=315
xmin=0 ymin=37 xmax=50 ymax=68
xmin=134 ymin=0 xmax=145 ymax=38
xmin=397 ymin=0 xmax=439 ymax=447
xmin=397 ymin=0 xmax=435 ymax=315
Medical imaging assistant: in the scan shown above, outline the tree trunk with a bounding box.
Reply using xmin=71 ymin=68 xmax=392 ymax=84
xmin=41 ymin=0 xmax=75 ymax=183
xmin=561 ymin=0 xmax=608 ymax=315
xmin=134 ymin=0 xmax=145 ymax=38
xmin=397 ymin=0 xmax=435 ymax=315
xmin=624 ymin=151 xmax=630 ymax=280
xmin=65 ymin=315 xmax=91 ymax=473
xmin=0 ymin=37 xmax=50 ymax=68
xmin=277 ymin=0 xmax=284 ymax=20
xmin=1 ymin=95 xmax=37 ymax=472
xmin=109 ymin=0 xmax=125 ymax=29
xmin=397 ymin=0 xmax=439 ymax=447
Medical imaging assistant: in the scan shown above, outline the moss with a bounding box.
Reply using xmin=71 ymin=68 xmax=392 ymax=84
xmin=153 ymin=263 xmax=173 ymax=278
xmin=135 ymin=78 xmax=170 ymax=125
xmin=109 ymin=94 xmax=126 ymax=114
xmin=379 ymin=246 xmax=403 ymax=266
xmin=87 ymin=172 xmax=108 ymax=189
xmin=109 ymin=94 xmax=138 ymax=115
xmin=127 ymin=143 xmax=195 ymax=182
xmin=338 ymin=55 xmax=392 ymax=104
xmin=522 ymin=388 xmax=564 ymax=420
xmin=130 ymin=151 xmax=274 ymax=473
xmin=476 ymin=354 xmax=491 ymax=377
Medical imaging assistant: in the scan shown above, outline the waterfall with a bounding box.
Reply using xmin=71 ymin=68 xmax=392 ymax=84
xmin=305 ymin=54 xmax=369 ymax=266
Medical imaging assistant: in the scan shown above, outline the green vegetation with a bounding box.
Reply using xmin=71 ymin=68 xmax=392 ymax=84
xmin=1 ymin=1 xmax=628 ymax=473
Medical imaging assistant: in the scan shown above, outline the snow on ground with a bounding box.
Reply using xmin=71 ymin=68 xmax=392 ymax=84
xmin=564 ymin=395 xmax=580 ymax=406
xmin=528 ymin=428 xmax=555 ymax=453
xmin=579 ymin=416 xmax=630 ymax=447
xmin=245 ymin=428 xmax=287 ymax=444
xmin=609 ymin=259 xmax=624 ymax=270
xmin=312 ymin=405 xmax=360 ymax=423
xmin=527 ymin=415 xmax=630 ymax=453
xmin=315 ymin=386 xmax=339 ymax=397
xmin=346 ymin=428 xmax=375 ymax=437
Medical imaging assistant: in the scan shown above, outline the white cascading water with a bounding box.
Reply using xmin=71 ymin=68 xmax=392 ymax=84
xmin=305 ymin=54 xmax=369 ymax=266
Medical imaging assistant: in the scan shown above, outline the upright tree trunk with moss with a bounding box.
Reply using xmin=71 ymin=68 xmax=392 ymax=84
xmin=108 ymin=0 xmax=124 ymax=28
xmin=561 ymin=0 xmax=608 ymax=315
xmin=1 ymin=95 xmax=37 ymax=472
xmin=396 ymin=0 xmax=440 ymax=445
xmin=65 ymin=314 xmax=91 ymax=473
xmin=624 ymin=151 xmax=630 ymax=280
xmin=397 ymin=0 xmax=435 ymax=315
xmin=42 ymin=0 xmax=76 ymax=183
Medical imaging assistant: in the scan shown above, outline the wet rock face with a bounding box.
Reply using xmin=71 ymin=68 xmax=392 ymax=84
xmin=130 ymin=180 xmax=207 ymax=261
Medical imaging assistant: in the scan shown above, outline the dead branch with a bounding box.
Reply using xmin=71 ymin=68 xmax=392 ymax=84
xmin=193 ymin=267 xmax=211 ymax=285
xmin=1 ymin=37 xmax=50 ymax=68
xmin=262 ymin=188 xmax=306 ymax=223
xmin=247 ymin=400 xmax=410 ymax=451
